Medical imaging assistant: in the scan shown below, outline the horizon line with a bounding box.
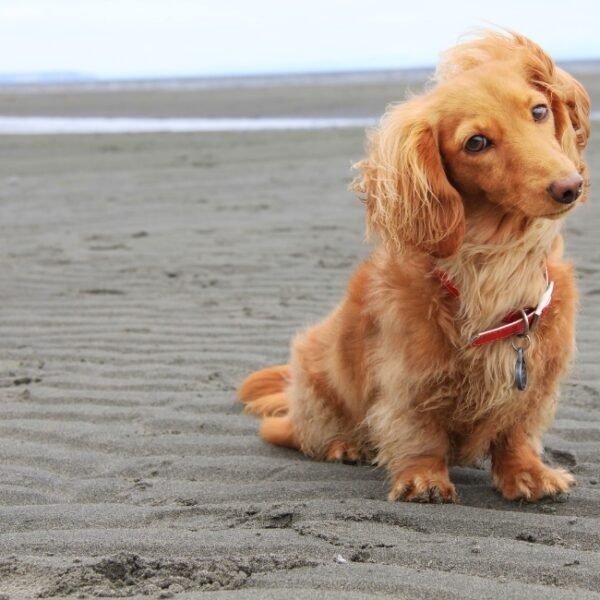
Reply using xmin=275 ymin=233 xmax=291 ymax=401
xmin=2 ymin=56 xmax=600 ymax=88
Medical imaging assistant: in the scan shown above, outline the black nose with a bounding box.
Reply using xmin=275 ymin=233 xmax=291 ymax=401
xmin=547 ymin=173 xmax=584 ymax=204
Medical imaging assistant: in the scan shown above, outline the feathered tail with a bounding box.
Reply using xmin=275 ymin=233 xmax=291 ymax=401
xmin=237 ymin=365 xmax=298 ymax=449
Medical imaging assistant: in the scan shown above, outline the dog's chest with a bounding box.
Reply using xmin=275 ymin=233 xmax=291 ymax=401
xmin=441 ymin=335 xmax=543 ymax=426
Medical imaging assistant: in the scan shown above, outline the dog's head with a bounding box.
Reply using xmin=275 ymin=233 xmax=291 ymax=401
xmin=352 ymin=31 xmax=590 ymax=258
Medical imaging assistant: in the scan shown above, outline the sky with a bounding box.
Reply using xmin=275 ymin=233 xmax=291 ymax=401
xmin=1 ymin=0 xmax=600 ymax=80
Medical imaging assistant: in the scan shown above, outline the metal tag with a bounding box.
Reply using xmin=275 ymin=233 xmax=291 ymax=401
xmin=515 ymin=346 xmax=528 ymax=391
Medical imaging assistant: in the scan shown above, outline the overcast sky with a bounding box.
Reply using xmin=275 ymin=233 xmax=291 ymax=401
xmin=1 ymin=0 xmax=600 ymax=79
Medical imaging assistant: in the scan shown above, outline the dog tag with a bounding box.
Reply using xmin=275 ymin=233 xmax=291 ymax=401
xmin=515 ymin=347 xmax=528 ymax=391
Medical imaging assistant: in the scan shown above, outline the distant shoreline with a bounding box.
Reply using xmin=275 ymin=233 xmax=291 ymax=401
xmin=1 ymin=57 xmax=600 ymax=92
xmin=0 ymin=67 xmax=434 ymax=93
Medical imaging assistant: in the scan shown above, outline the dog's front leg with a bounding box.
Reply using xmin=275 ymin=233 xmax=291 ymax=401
xmin=369 ymin=404 xmax=457 ymax=503
xmin=491 ymin=427 xmax=575 ymax=500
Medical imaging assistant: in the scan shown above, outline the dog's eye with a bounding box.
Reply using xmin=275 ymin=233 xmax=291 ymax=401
xmin=464 ymin=135 xmax=490 ymax=153
xmin=532 ymin=104 xmax=549 ymax=122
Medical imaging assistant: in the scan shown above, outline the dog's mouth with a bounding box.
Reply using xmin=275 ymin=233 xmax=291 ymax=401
xmin=543 ymin=203 xmax=577 ymax=218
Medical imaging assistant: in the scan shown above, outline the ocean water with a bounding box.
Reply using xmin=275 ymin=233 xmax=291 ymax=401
xmin=0 ymin=113 xmax=597 ymax=135
xmin=0 ymin=116 xmax=379 ymax=134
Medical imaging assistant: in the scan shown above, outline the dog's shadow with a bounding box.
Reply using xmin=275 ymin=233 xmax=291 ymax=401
xmin=264 ymin=444 xmax=578 ymax=514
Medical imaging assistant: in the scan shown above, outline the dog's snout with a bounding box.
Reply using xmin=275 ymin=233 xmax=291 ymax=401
xmin=547 ymin=173 xmax=584 ymax=204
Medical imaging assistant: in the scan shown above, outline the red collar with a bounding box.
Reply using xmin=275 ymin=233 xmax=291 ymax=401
xmin=434 ymin=269 xmax=554 ymax=348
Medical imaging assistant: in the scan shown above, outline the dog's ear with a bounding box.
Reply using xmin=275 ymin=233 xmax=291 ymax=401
xmin=522 ymin=41 xmax=590 ymax=154
xmin=522 ymin=39 xmax=591 ymax=197
xmin=352 ymin=100 xmax=464 ymax=258
xmin=551 ymin=69 xmax=591 ymax=201
xmin=553 ymin=67 xmax=591 ymax=152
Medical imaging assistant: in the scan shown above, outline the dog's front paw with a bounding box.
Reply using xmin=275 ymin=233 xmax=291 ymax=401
xmin=494 ymin=464 xmax=575 ymax=501
xmin=388 ymin=469 xmax=457 ymax=503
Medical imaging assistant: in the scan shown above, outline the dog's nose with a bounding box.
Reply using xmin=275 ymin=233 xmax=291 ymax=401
xmin=547 ymin=173 xmax=584 ymax=204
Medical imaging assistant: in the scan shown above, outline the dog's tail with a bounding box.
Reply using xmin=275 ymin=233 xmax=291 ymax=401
xmin=238 ymin=365 xmax=299 ymax=449
xmin=238 ymin=364 xmax=290 ymax=416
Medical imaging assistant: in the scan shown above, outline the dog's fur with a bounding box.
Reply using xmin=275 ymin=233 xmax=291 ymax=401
xmin=238 ymin=31 xmax=591 ymax=502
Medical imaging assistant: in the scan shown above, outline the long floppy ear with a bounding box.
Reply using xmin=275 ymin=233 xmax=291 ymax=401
xmin=550 ymin=69 xmax=591 ymax=201
xmin=352 ymin=99 xmax=464 ymax=258
xmin=554 ymin=67 xmax=591 ymax=152
xmin=550 ymin=67 xmax=590 ymax=178
xmin=518 ymin=37 xmax=591 ymax=153
xmin=521 ymin=38 xmax=591 ymax=198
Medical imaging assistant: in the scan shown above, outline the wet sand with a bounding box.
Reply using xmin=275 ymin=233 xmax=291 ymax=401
xmin=0 ymin=74 xmax=599 ymax=598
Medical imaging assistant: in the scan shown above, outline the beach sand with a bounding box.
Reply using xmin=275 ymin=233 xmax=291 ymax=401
xmin=0 ymin=75 xmax=599 ymax=598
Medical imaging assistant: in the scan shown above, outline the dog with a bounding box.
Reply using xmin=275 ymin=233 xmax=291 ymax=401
xmin=238 ymin=31 xmax=590 ymax=503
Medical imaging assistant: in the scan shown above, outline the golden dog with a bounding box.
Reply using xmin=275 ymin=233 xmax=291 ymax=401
xmin=238 ymin=31 xmax=590 ymax=502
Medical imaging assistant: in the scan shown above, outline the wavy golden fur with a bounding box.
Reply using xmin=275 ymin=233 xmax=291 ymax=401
xmin=238 ymin=31 xmax=590 ymax=502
